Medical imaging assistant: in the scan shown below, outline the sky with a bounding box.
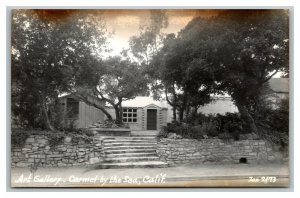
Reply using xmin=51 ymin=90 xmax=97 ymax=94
xmin=101 ymin=10 xmax=218 ymax=56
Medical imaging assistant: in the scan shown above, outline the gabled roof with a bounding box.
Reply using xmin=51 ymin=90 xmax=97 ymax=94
xmin=143 ymin=103 xmax=163 ymax=109
xmin=121 ymin=96 xmax=169 ymax=108
xmin=268 ymin=78 xmax=289 ymax=93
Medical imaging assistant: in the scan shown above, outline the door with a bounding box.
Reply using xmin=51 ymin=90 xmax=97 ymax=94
xmin=147 ymin=109 xmax=157 ymax=130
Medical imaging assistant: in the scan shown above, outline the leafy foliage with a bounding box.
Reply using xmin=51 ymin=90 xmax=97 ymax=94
xmin=11 ymin=129 xmax=94 ymax=148
xmin=74 ymin=56 xmax=149 ymax=123
xmin=255 ymin=99 xmax=289 ymax=147
xmin=158 ymin=118 xmax=218 ymax=140
xmin=12 ymin=10 xmax=108 ymax=130
xmin=158 ymin=10 xmax=289 ymax=132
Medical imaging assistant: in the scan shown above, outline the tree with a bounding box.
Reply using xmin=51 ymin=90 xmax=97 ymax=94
xmin=129 ymin=10 xmax=168 ymax=65
xmin=179 ymin=10 xmax=289 ymax=133
xmin=128 ymin=10 xmax=168 ymax=100
xmin=152 ymin=32 xmax=216 ymax=121
xmin=73 ymin=56 xmax=148 ymax=123
xmin=12 ymin=10 xmax=108 ymax=130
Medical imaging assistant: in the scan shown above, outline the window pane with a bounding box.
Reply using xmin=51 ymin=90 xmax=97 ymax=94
xmin=133 ymin=113 xmax=137 ymax=118
xmin=133 ymin=118 xmax=137 ymax=122
xmin=123 ymin=113 xmax=127 ymax=117
xmin=133 ymin=109 xmax=137 ymax=112
xmin=128 ymin=118 xmax=132 ymax=122
xmin=128 ymin=109 xmax=132 ymax=112
xmin=128 ymin=113 xmax=132 ymax=118
xmin=123 ymin=118 xmax=127 ymax=122
xmin=123 ymin=108 xmax=127 ymax=112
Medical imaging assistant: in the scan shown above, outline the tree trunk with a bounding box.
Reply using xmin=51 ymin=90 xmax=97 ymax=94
xmin=40 ymin=96 xmax=55 ymax=131
xmin=179 ymin=108 xmax=184 ymax=122
xmin=185 ymin=106 xmax=190 ymax=119
xmin=172 ymin=106 xmax=177 ymax=122
xmin=165 ymin=86 xmax=177 ymax=122
xmin=235 ymin=101 xmax=258 ymax=134
xmin=114 ymin=105 xmax=122 ymax=124
xmin=179 ymin=89 xmax=188 ymax=122
xmin=193 ymin=106 xmax=199 ymax=116
xmin=172 ymin=84 xmax=177 ymax=122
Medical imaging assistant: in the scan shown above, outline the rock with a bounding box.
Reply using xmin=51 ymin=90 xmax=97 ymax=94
xmin=64 ymin=136 xmax=72 ymax=143
xmin=45 ymin=146 xmax=50 ymax=150
xmin=37 ymin=139 xmax=48 ymax=144
xmin=25 ymin=137 xmax=35 ymax=143
xmin=77 ymin=152 xmax=85 ymax=156
xmin=268 ymin=155 xmax=275 ymax=161
xmin=16 ymin=162 xmax=29 ymax=167
xmin=167 ymin=133 xmax=177 ymax=139
xmin=89 ymin=157 xmax=102 ymax=164
xmin=21 ymin=148 xmax=31 ymax=152
xmin=32 ymin=147 xmax=39 ymax=151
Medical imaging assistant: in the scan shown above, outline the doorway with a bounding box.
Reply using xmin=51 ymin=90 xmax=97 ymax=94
xmin=147 ymin=109 xmax=157 ymax=130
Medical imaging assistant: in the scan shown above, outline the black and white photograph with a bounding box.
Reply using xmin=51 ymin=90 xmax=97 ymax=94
xmin=10 ymin=9 xmax=289 ymax=188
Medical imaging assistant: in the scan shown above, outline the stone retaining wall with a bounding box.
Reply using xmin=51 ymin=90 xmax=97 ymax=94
xmin=157 ymin=138 xmax=284 ymax=165
xmin=11 ymin=134 xmax=103 ymax=167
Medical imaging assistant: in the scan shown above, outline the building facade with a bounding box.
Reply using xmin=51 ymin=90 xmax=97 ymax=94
xmin=105 ymin=98 xmax=168 ymax=131
xmin=58 ymin=78 xmax=288 ymax=130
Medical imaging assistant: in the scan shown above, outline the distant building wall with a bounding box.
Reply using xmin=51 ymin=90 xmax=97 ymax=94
xmin=78 ymin=101 xmax=104 ymax=128
xmin=198 ymin=97 xmax=238 ymax=115
xmin=264 ymin=92 xmax=288 ymax=110
xmin=166 ymin=97 xmax=238 ymax=123
xmin=59 ymin=96 xmax=104 ymax=129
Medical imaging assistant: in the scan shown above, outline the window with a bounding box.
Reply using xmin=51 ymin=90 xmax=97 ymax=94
xmin=122 ymin=108 xmax=137 ymax=123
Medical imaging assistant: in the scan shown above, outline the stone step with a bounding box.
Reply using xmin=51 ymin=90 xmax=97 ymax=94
xmin=97 ymin=161 xmax=168 ymax=169
xmin=104 ymin=145 xmax=156 ymax=150
xmin=103 ymin=138 xmax=157 ymax=142
xmin=103 ymin=142 xmax=157 ymax=147
xmin=104 ymin=156 xmax=159 ymax=163
xmin=106 ymin=152 xmax=157 ymax=158
xmin=130 ymin=133 xmax=157 ymax=137
xmin=104 ymin=149 xmax=157 ymax=154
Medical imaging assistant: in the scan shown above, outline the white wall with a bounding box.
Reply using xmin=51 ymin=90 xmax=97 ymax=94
xmin=166 ymin=97 xmax=238 ymax=123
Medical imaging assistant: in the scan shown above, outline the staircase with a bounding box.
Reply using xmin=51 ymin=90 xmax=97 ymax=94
xmin=98 ymin=131 xmax=168 ymax=169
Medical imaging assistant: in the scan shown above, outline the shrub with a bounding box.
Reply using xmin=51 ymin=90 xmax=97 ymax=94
xmin=218 ymin=132 xmax=232 ymax=141
xmin=254 ymin=99 xmax=289 ymax=147
xmin=199 ymin=121 xmax=218 ymax=137
xmin=158 ymin=120 xmax=218 ymax=140
xmin=157 ymin=126 xmax=169 ymax=138
xmin=214 ymin=113 xmax=245 ymax=134
xmin=48 ymin=132 xmax=65 ymax=148
xmin=11 ymin=129 xmax=94 ymax=148
xmin=11 ymin=129 xmax=30 ymax=147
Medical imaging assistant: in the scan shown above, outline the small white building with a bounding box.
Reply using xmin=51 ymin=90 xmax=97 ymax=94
xmin=105 ymin=97 xmax=168 ymax=131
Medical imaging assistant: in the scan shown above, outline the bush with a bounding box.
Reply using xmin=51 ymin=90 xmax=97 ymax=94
xmin=11 ymin=129 xmax=31 ymax=147
xmin=214 ymin=113 xmax=245 ymax=133
xmin=158 ymin=119 xmax=218 ymax=140
xmin=254 ymin=99 xmax=289 ymax=147
xmin=157 ymin=125 xmax=169 ymax=138
xmin=11 ymin=129 xmax=94 ymax=148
